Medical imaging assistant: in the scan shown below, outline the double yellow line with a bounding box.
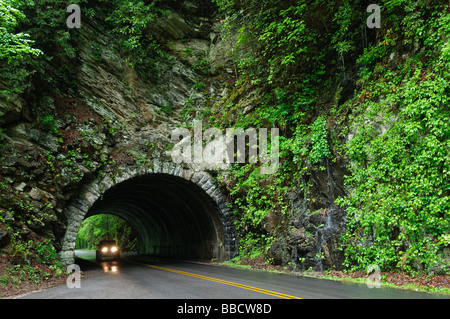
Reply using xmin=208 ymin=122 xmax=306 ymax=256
xmin=143 ymin=264 xmax=302 ymax=299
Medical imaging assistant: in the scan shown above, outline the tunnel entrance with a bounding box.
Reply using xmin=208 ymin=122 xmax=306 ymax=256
xmin=60 ymin=166 xmax=236 ymax=264
xmin=87 ymin=174 xmax=225 ymax=260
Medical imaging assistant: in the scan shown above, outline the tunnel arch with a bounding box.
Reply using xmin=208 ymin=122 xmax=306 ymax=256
xmin=59 ymin=161 xmax=237 ymax=265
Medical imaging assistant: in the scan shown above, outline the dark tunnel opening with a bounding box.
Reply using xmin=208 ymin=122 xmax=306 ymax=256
xmin=83 ymin=173 xmax=226 ymax=261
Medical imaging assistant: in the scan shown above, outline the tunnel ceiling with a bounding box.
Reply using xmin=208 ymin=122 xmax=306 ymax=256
xmin=85 ymin=173 xmax=225 ymax=260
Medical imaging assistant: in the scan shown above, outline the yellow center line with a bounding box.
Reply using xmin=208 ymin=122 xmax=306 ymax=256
xmin=142 ymin=263 xmax=302 ymax=299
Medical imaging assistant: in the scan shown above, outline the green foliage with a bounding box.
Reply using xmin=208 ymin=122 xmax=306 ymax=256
xmin=40 ymin=115 xmax=58 ymax=134
xmin=222 ymin=0 xmax=334 ymax=120
xmin=0 ymin=0 xmax=42 ymax=96
xmin=309 ymin=117 xmax=331 ymax=165
xmin=223 ymin=160 xmax=292 ymax=260
xmin=34 ymin=240 xmax=60 ymax=264
xmin=0 ymin=225 xmax=64 ymax=288
xmin=76 ymin=214 xmax=137 ymax=251
xmin=105 ymin=0 xmax=166 ymax=78
xmin=0 ymin=0 xmax=83 ymax=97
xmin=337 ymin=1 xmax=450 ymax=274
xmin=0 ymin=0 xmax=42 ymax=63
xmin=0 ymin=0 xmax=171 ymax=97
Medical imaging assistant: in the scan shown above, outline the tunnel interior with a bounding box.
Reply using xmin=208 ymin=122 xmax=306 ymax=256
xmin=84 ymin=173 xmax=226 ymax=260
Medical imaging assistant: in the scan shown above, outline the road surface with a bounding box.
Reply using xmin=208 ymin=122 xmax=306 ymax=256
xmin=21 ymin=250 xmax=449 ymax=299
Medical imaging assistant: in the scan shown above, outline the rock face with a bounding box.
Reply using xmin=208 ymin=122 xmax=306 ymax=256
xmin=0 ymin=1 xmax=347 ymax=271
xmin=0 ymin=1 xmax=232 ymax=254
xmin=267 ymin=158 xmax=348 ymax=272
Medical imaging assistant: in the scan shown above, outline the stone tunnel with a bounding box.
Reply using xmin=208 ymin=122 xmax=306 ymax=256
xmin=59 ymin=161 xmax=237 ymax=265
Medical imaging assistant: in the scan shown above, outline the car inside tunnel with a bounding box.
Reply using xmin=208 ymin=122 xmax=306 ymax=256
xmin=83 ymin=173 xmax=227 ymax=261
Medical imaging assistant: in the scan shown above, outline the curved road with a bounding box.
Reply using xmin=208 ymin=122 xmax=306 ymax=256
xmin=21 ymin=250 xmax=448 ymax=300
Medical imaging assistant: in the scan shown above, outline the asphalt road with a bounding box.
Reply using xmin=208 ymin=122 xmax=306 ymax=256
xmin=21 ymin=250 xmax=449 ymax=299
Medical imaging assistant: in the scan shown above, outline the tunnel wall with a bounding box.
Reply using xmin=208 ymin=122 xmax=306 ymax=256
xmin=59 ymin=161 xmax=237 ymax=265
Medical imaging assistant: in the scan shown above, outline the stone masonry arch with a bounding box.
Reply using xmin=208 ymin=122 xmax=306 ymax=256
xmin=59 ymin=160 xmax=237 ymax=265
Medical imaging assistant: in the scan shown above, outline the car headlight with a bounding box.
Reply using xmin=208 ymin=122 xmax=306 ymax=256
xmin=101 ymin=247 xmax=108 ymax=252
xmin=111 ymin=246 xmax=118 ymax=252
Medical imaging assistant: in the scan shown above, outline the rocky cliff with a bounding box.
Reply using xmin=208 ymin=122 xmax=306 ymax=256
xmin=0 ymin=0 xmax=348 ymax=272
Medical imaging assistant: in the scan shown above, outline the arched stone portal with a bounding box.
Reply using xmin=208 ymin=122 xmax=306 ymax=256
xmin=59 ymin=161 xmax=237 ymax=265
